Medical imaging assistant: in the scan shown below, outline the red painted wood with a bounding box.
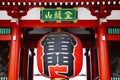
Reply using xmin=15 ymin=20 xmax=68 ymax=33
xmin=0 ymin=35 xmax=11 ymax=41
xmin=107 ymin=35 xmax=120 ymax=41
xmin=20 ymin=20 xmax=98 ymax=28
xmin=1 ymin=20 xmax=120 ymax=28
xmin=107 ymin=20 xmax=120 ymax=27
xmin=8 ymin=21 xmax=21 ymax=80
xmin=0 ymin=20 xmax=11 ymax=27
xmin=97 ymin=21 xmax=110 ymax=80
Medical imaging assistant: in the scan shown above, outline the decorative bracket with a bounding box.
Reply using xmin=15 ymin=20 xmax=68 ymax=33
xmin=90 ymin=5 xmax=112 ymax=18
xmin=7 ymin=6 xmax=29 ymax=18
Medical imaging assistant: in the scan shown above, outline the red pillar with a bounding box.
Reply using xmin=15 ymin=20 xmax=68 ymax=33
xmin=97 ymin=19 xmax=110 ymax=80
xmin=21 ymin=47 xmax=29 ymax=80
xmin=8 ymin=19 xmax=21 ymax=80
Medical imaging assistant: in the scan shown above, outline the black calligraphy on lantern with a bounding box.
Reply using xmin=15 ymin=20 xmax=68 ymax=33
xmin=41 ymin=33 xmax=76 ymax=77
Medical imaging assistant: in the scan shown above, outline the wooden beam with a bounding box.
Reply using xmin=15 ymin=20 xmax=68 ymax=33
xmin=0 ymin=20 xmax=120 ymax=28
xmin=0 ymin=35 xmax=11 ymax=41
xmin=107 ymin=20 xmax=120 ymax=27
xmin=0 ymin=20 xmax=11 ymax=27
xmin=20 ymin=20 xmax=98 ymax=28
xmin=107 ymin=35 xmax=120 ymax=41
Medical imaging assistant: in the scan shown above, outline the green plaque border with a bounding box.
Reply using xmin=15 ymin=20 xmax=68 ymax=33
xmin=40 ymin=7 xmax=78 ymax=23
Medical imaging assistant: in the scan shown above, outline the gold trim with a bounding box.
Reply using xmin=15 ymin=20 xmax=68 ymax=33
xmin=57 ymin=7 xmax=62 ymax=10
xmin=73 ymin=7 xmax=77 ymax=11
xmin=40 ymin=19 xmax=44 ymax=23
xmin=40 ymin=7 xmax=44 ymax=11
xmin=56 ymin=20 xmax=61 ymax=23
xmin=73 ymin=20 xmax=78 ymax=23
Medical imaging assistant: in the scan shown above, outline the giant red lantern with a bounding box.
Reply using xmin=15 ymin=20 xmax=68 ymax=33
xmin=37 ymin=32 xmax=83 ymax=78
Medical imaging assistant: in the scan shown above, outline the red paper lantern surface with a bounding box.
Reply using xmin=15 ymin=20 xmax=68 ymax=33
xmin=37 ymin=32 xmax=83 ymax=78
